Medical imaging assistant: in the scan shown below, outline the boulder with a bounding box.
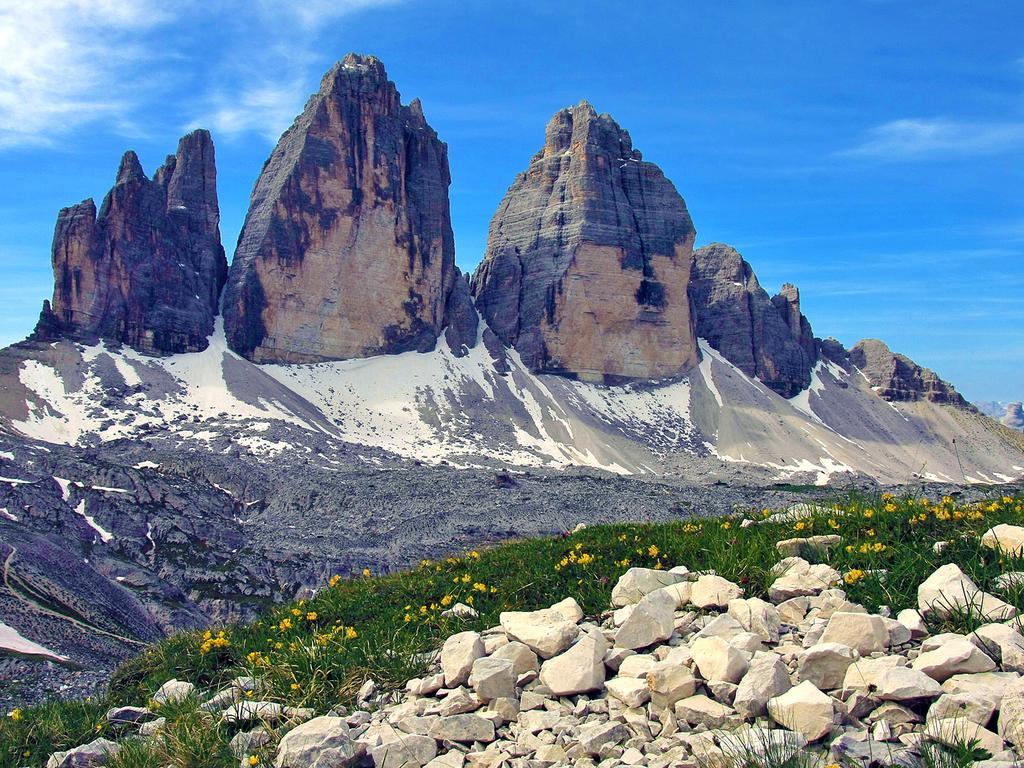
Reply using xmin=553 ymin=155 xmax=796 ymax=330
xmin=46 ymin=739 xmax=119 ymax=768
xmin=440 ymin=631 xmax=485 ymax=688
xmin=797 ymin=642 xmax=856 ymax=691
xmin=153 ymin=679 xmax=195 ymax=706
xmin=538 ymin=629 xmax=607 ymax=695
xmin=774 ymin=535 xmax=841 ymax=559
xmin=912 ymin=636 xmax=996 ymax=681
xmin=610 ymin=568 xmax=690 ymax=607
xmin=615 ymin=588 xmax=676 ymax=649
xmin=727 ymin=597 xmax=781 ymax=643
xmin=500 ymin=607 xmax=579 ymax=659
xmin=369 ymin=734 xmax=438 ymax=768
xmin=675 ymin=694 xmax=736 ymax=729
xmin=768 ymin=681 xmax=835 ymax=741
xmin=973 ymin=624 xmax=1024 ymax=672
xmin=274 ymin=717 xmax=363 ymax=768
xmin=733 ymin=651 xmax=791 ymax=718
xmin=605 ymin=676 xmax=651 ymax=708
xmin=691 ymin=575 xmax=744 ymax=609
xmin=691 ymin=636 xmax=748 ymax=683
xmin=982 ymin=524 xmax=1024 ymax=556
xmin=768 ymin=558 xmax=841 ymax=602
xmin=820 ymin=612 xmax=889 ymax=654
xmin=468 ymin=656 xmax=516 ymax=701
xmin=918 ymin=564 xmax=1016 ymax=621
xmin=428 ymin=714 xmax=495 ymax=743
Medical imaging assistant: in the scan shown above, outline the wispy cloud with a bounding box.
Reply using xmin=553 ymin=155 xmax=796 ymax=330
xmin=0 ymin=0 xmax=173 ymax=148
xmin=837 ymin=117 xmax=1024 ymax=160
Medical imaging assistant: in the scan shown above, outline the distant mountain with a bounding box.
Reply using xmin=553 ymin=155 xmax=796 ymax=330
xmin=977 ymin=401 xmax=1024 ymax=431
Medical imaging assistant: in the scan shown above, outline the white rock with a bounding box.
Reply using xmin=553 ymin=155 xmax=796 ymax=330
xmin=797 ymin=642 xmax=856 ymax=691
xmin=499 ymin=608 xmax=578 ymax=659
xmin=468 ymin=656 xmax=516 ymax=701
xmin=847 ymin=661 xmax=943 ymax=702
xmin=775 ymin=535 xmax=841 ymax=558
xmin=548 ymin=596 xmax=584 ymax=623
xmin=691 ymin=636 xmax=748 ymax=684
xmin=615 ymin=588 xmax=676 ymax=649
xmin=490 ymin=640 xmax=538 ymax=675
xmin=153 ymin=679 xmax=194 ymax=706
xmin=926 ymin=718 xmax=1004 ymax=756
xmin=927 ymin=693 xmax=997 ymax=726
xmin=912 ymin=636 xmax=996 ymax=682
xmin=727 ymin=598 xmax=781 ymax=643
xmin=618 ymin=654 xmax=658 ymax=678
xmin=611 ymin=568 xmax=690 ymax=607
xmin=896 ymin=608 xmax=928 ymax=639
xmin=768 ymin=680 xmax=835 ymax=741
xmin=674 ymin=694 xmax=735 ymax=729
xmin=733 ymin=652 xmax=791 ymax=718
xmin=982 ymin=524 xmax=1024 ymax=556
xmin=369 ymin=734 xmax=437 ymax=768
xmin=274 ymin=717 xmax=363 ymax=768
xmin=440 ymin=632 xmax=485 ymax=688
xmin=646 ymin=661 xmax=699 ymax=710
xmin=693 ymin=614 xmax=745 ymax=641
xmin=972 ymin=624 xmax=1024 ymax=673
xmin=578 ymin=721 xmax=630 ymax=755
xmin=690 ymin=575 xmax=744 ymax=609
xmin=820 ymin=612 xmax=889 ymax=654
xmin=918 ymin=564 xmax=1016 ymax=621
xmin=46 ymin=739 xmax=120 ymax=768
xmin=606 ymin=676 xmax=651 ymax=708
xmin=998 ymin=676 xmax=1024 ymax=749
xmin=428 ymin=714 xmax=495 ymax=743
xmin=538 ymin=628 xmax=607 ymax=696
xmin=943 ymin=671 xmax=1020 ymax=705
xmin=768 ymin=557 xmax=841 ymax=602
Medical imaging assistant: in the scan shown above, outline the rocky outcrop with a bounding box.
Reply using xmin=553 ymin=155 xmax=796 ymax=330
xmin=689 ymin=244 xmax=815 ymax=397
xmin=43 ymin=130 xmax=226 ymax=354
xmin=223 ymin=54 xmax=468 ymax=364
xmin=849 ymin=339 xmax=966 ymax=406
xmin=471 ymin=101 xmax=699 ymax=384
xmin=1002 ymin=403 xmax=1024 ymax=431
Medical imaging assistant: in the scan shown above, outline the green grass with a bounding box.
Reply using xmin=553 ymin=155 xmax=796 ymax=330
xmin=2 ymin=490 xmax=1023 ymax=767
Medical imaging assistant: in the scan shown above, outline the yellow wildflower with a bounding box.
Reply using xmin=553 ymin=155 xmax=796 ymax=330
xmin=844 ymin=569 xmax=865 ymax=585
xmin=346 ymin=627 xmax=358 ymax=640
xmin=362 ymin=568 xmax=371 ymax=578
xmin=306 ymin=612 xmax=317 ymax=621
xmin=648 ymin=545 xmax=659 ymax=558
xmin=329 ymin=574 xmax=341 ymax=587
xmin=9 ymin=709 xmax=21 ymax=721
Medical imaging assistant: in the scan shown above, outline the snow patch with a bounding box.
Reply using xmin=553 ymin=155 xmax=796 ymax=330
xmin=75 ymin=499 xmax=113 ymax=543
xmin=0 ymin=621 xmax=67 ymax=662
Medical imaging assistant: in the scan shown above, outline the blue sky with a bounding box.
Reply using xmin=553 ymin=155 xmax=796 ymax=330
xmin=0 ymin=1 xmax=1021 ymax=401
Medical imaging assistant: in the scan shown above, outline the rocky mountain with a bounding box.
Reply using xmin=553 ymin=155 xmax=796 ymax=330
xmin=689 ymin=244 xmax=816 ymax=398
xmin=3 ymin=53 xmax=1024 ymax=707
xmin=39 ymin=130 xmax=227 ymax=355
xmin=847 ymin=339 xmax=967 ymax=406
xmin=223 ymin=54 xmax=473 ymax=364
xmin=471 ymin=102 xmax=698 ymax=384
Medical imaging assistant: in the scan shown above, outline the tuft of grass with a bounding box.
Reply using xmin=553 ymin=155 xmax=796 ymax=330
xmin=2 ymin=491 xmax=1023 ymax=767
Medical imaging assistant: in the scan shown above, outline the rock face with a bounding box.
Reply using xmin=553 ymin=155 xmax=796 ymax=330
xmin=689 ymin=243 xmax=815 ymax=397
xmin=224 ymin=54 xmax=468 ymax=364
xmin=470 ymin=101 xmax=699 ymax=384
xmin=849 ymin=339 xmax=966 ymax=405
xmin=43 ymin=130 xmax=226 ymax=354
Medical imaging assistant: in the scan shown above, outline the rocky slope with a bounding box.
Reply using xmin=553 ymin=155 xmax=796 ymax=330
xmin=40 ymin=130 xmax=227 ymax=355
xmin=471 ymin=102 xmax=698 ymax=384
xmin=223 ymin=54 xmax=471 ymax=364
xmin=847 ymin=339 xmax=967 ymax=406
xmin=689 ymin=244 xmax=815 ymax=398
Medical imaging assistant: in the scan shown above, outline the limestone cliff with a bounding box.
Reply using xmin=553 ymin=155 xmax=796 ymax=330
xmin=43 ymin=130 xmax=226 ymax=354
xmin=849 ymin=339 xmax=967 ymax=406
xmin=470 ymin=102 xmax=699 ymax=384
xmin=689 ymin=243 xmax=815 ymax=397
xmin=223 ymin=54 xmax=469 ymax=364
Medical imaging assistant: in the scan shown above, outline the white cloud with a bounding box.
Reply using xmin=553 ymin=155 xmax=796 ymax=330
xmin=0 ymin=0 xmax=171 ymax=147
xmin=190 ymin=81 xmax=305 ymax=144
xmin=838 ymin=117 xmax=1024 ymax=160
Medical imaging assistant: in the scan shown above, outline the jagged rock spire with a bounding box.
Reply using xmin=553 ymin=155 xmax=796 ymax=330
xmin=45 ymin=129 xmax=227 ymax=355
xmin=223 ymin=54 xmax=472 ymax=364
xmin=471 ymin=102 xmax=699 ymax=384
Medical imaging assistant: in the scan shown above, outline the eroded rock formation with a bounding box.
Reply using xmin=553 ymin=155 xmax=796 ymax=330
xmin=223 ymin=54 xmax=469 ymax=364
xmin=471 ymin=101 xmax=699 ymax=384
xmin=43 ymin=130 xmax=226 ymax=354
xmin=689 ymin=243 xmax=815 ymax=397
xmin=849 ymin=339 xmax=966 ymax=406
